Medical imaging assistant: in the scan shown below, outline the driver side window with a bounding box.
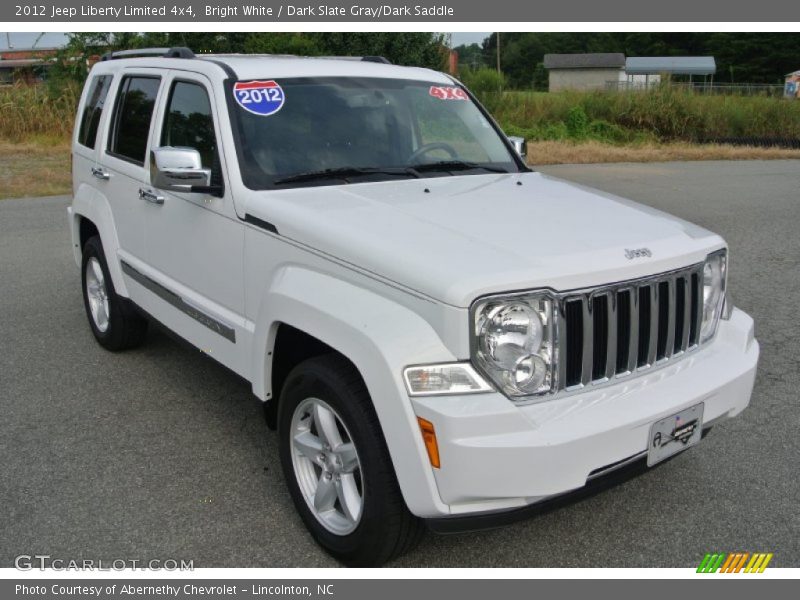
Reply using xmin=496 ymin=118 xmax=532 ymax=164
xmin=161 ymin=81 xmax=220 ymax=177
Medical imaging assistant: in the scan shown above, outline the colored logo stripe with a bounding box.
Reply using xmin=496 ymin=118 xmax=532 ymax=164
xmin=697 ymin=552 xmax=773 ymax=573
xmin=745 ymin=553 xmax=773 ymax=573
xmin=234 ymin=80 xmax=280 ymax=90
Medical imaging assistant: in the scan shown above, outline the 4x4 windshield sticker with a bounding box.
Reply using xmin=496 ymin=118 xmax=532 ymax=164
xmin=233 ymin=80 xmax=285 ymax=116
xmin=429 ymin=86 xmax=468 ymax=100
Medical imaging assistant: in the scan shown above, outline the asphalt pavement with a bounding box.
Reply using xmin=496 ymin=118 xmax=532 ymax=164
xmin=1 ymin=160 xmax=798 ymax=567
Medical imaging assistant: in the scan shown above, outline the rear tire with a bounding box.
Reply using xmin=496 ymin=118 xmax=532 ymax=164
xmin=278 ymin=354 xmax=424 ymax=566
xmin=81 ymin=235 xmax=148 ymax=351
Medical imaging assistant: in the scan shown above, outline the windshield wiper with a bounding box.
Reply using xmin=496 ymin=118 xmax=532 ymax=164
xmin=273 ymin=166 xmax=420 ymax=185
xmin=409 ymin=160 xmax=509 ymax=174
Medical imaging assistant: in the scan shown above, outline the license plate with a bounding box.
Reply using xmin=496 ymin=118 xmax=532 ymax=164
xmin=647 ymin=403 xmax=704 ymax=466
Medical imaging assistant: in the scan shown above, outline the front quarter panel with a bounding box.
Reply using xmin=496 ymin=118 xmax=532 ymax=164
xmin=252 ymin=264 xmax=456 ymax=517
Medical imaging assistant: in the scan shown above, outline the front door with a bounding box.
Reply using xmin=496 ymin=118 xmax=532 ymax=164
xmin=140 ymin=71 xmax=247 ymax=376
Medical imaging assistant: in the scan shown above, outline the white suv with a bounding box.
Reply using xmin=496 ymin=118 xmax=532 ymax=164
xmin=69 ymin=47 xmax=759 ymax=566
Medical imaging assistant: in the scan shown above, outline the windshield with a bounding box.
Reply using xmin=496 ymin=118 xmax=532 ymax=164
xmin=228 ymin=77 xmax=521 ymax=189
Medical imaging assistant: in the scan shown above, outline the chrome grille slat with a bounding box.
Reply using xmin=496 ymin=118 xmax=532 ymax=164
xmin=605 ymin=292 xmax=617 ymax=380
xmin=680 ymin=274 xmax=692 ymax=351
xmin=627 ymin=288 xmax=639 ymax=374
xmin=557 ymin=264 xmax=704 ymax=392
xmin=693 ymin=268 xmax=704 ymax=346
xmin=647 ymin=283 xmax=659 ymax=367
xmin=664 ymin=276 xmax=676 ymax=360
xmin=581 ymin=298 xmax=594 ymax=386
xmin=557 ymin=304 xmax=568 ymax=389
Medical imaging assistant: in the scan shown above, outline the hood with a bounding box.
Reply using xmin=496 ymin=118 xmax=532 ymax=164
xmin=246 ymin=172 xmax=724 ymax=307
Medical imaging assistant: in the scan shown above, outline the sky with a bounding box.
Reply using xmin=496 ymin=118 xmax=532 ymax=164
xmin=450 ymin=32 xmax=491 ymax=47
xmin=0 ymin=31 xmax=491 ymax=51
xmin=0 ymin=32 xmax=68 ymax=50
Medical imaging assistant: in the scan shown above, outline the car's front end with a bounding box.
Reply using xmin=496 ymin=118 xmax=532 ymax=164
xmin=405 ymin=251 xmax=758 ymax=519
xmin=225 ymin=61 xmax=759 ymax=523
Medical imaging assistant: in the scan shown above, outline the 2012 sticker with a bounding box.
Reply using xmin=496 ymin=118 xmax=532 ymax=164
xmin=429 ymin=86 xmax=468 ymax=100
xmin=233 ymin=80 xmax=285 ymax=116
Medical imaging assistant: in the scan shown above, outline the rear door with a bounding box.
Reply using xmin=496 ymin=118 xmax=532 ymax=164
xmin=102 ymin=71 xmax=164 ymax=268
xmin=72 ymin=73 xmax=113 ymax=203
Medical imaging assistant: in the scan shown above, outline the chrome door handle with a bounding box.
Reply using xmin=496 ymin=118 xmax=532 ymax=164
xmin=91 ymin=167 xmax=110 ymax=180
xmin=138 ymin=188 xmax=164 ymax=205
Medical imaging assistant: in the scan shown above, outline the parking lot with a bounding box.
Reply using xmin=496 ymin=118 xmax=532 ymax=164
xmin=1 ymin=160 xmax=798 ymax=567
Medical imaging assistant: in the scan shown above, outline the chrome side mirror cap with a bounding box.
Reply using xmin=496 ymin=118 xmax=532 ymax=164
xmin=507 ymin=135 xmax=527 ymax=159
xmin=150 ymin=147 xmax=211 ymax=192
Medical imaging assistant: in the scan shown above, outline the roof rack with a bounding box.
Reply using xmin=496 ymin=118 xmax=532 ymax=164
xmin=100 ymin=47 xmax=195 ymax=61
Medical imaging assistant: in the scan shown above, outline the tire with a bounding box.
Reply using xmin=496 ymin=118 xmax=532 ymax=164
xmin=81 ymin=235 xmax=148 ymax=351
xmin=278 ymin=354 xmax=425 ymax=566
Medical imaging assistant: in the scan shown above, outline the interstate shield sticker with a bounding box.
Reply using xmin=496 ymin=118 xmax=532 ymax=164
xmin=233 ymin=80 xmax=285 ymax=116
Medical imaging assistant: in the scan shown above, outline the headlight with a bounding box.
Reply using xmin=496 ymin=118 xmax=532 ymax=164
xmin=700 ymin=249 xmax=727 ymax=343
xmin=472 ymin=295 xmax=555 ymax=399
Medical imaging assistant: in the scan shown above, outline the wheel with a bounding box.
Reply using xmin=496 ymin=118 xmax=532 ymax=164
xmin=81 ymin=235 xmax=148 ymax=351
xmin=278 ymin=354 xmax=425 ymax=566
xmin=406 ymin=142 xmax=458 ymax=164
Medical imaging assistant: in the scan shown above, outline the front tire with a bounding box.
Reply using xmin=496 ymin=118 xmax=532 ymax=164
xmin=278 ymin=354 xmax=424 ymax=566
xmin=81 ymin=235 xmax=148 ymax=351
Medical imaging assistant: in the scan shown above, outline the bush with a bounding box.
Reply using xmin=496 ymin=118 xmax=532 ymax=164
xmin=459 ymin=67 xmax=505 ymax=95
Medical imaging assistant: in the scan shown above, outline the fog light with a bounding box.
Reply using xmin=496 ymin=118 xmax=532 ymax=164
xmin=507 ymin=354 xmax=548 ymax=393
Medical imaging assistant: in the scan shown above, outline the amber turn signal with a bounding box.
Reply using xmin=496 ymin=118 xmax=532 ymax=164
xmin=417 ymin=417 xmax=440 ymax=468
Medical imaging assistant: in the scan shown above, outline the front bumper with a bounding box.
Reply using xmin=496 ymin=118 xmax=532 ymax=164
xmin=411 ymin=307 xmax=758 ymax=517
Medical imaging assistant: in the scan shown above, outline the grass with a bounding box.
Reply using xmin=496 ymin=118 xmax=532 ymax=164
xmin=0 ymin=83 xmax=78 ymax=141
xmin=1 ymin=82 xmax=798 ymax=199
xmin=2 ymin=138 xmax=798 ymax=199
xmin=527 ymin=140 xmax=800 ymax=165
xmin=0 ymin=139 xmax=71 ymax=198
xmin=478 ymin=87 xmax=800 ymax=144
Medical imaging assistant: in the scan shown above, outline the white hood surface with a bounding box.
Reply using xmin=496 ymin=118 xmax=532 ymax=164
xmin=247 ymin=172 xmax=724 ymax=307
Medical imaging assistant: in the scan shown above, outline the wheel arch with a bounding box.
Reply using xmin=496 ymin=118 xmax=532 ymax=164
xmin=251 ymin=265 xmax=454 ymax=517
xmin=70 ymin=190 xmax=129 ymax=297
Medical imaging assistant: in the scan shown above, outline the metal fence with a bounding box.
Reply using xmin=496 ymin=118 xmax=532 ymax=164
xmin=606 ymin=81 xmax=786 ymax=97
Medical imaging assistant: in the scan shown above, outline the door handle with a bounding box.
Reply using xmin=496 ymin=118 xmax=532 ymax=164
xmin=138 ymin=188 xmax=164 ymax=205
xmin=91 ymin=167 xmax=110 ymax=180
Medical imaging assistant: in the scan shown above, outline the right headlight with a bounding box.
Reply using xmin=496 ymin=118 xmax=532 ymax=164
xmin=472 ymin=294 xmax=555 ymax=399
xmin=700 ymin=249 xmax=727 ymax=343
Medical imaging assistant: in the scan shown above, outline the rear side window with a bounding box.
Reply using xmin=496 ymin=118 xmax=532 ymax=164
xmin=77 ymin=75 xmax=112 ymax=149
xmin=108 ymin=76 xmax=161 ymax=165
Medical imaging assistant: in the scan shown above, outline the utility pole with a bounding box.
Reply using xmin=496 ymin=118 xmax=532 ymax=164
xmin=496 ymin=32 xmax=501 ymax=74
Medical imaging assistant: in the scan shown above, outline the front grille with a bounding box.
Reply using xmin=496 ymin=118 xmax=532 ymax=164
xmin=558 ymin=265 xmax=705 ymax=390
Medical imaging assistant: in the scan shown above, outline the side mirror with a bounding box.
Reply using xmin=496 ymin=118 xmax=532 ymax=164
xmin=507 ymin=135 xmax=527 ymax=159
xmin=150 ymin=147 xmax=217 ymax=194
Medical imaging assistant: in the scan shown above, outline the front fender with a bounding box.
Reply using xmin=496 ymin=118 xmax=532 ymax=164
xmin=252 ymin=265 xmax=455 ymax=517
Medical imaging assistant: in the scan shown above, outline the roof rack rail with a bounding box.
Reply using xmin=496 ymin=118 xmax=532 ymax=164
xmin=361 ymin=56 xmax=391 ymax=64
xmin=100 ymin=47 xmax=195 ymax=61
